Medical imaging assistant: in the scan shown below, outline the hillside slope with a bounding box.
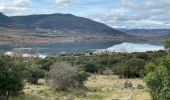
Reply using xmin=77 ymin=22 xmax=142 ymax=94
xmin=0 ymin=13 xmax=130 ymax=45
xmin=0 ymin=13 xmax=126 ymax=36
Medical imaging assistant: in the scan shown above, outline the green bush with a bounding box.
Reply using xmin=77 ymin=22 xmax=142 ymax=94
xmin=144 ymin=54 xmax=170 ymax=100
xmin=0 ymin=56 xmax=24 ymax=100
xmin=24 ymin=67 xmax=45 ymax=84
xmin=37 ymin=57 xmax=55 ymax=71
xmin=121 ymin=58 xmax=145 ymax=78
xmin=134 ymin=53 xmax=148 ymax=60
xmin=82 ymin=63 xmax=99 ymax=73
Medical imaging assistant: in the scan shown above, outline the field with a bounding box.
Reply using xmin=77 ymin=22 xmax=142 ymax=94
xmin=10 ymin=75 xmax=151 ymax=100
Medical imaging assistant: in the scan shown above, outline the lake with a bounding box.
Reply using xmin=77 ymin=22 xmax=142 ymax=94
xmin=103 ymin=42 xmax=164 ymax=53
xmin=0 ymin=41 xmax=164 ymax=55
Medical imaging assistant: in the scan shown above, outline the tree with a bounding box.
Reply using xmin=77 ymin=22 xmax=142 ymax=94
xmin=0 ymin=56 xmax=24 ymax=100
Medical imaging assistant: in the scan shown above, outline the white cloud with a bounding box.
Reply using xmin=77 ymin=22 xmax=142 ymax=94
xmin=92 ymin=0 xmax=170 ymax=29
xmin=55 ymin=0 xmax=72 ymax=6
xmin=0 ymin=0 xmax=169 ymax=29
xmin=0 ymin=0 xmax=35 ymax=16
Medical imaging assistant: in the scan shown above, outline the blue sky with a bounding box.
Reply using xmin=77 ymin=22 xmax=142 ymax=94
xmin=0 ymin=0 xmax=170 ymax=29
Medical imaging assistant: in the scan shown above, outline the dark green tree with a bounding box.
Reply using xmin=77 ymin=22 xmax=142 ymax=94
xmin=0 ymin=56 xmax=24 ymax=100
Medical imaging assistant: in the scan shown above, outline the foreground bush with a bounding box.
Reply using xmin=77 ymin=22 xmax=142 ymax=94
xmin=46 ymin=62 xmax=89 ymax=91
xmin=0 ymin=56 xmax=24 ymax=100
xmin=144 ymin=54 xmax=170 ymax=100
xmin=144 ymin=39 xmax=170 ymax=100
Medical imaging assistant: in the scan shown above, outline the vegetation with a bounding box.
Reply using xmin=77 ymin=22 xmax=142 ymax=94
xmin=46 ymin=62 xmax=89 ymax=91
xmin=24 ymin=67 xmax=45 ymax=84
xmin=164 ymin=39 xmax=170 ymax=51
xmin=143 ymin=39 xmax=170 ymax=100
xmin=1 ymin=39 xmax=170 ymax=100
xmin=0 ymin=56 xmax=24 ymax=100
xmin=10 ymin=75 xmax=151 ymax=100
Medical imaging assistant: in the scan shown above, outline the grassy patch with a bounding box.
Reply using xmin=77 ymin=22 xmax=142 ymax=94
xmin=10 ymin=75 xmax=151 ymax=100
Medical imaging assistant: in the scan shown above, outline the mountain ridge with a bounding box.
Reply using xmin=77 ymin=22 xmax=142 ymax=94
xmin=0 ymin=12 xmax=126 ymax=36
xmin=0 ymin=12 xmax=131 ymax=45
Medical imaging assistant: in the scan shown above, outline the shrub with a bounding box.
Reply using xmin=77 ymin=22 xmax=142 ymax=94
xmin=144 ymin=54 xmax=170 ymax=100
xmin=72 ymin=71 xmax=90 ymax=87
xmin=121 ymin=58 xmax=145 ymax=78
xmin=37 ymin=57 xmax=55 ymax=71
xmin=123 ymin=80 xmax=133 ymax=88
xmin=164 ymin=39 xmax=170 ymax=51
xmin=137 ymin=84 xmax=144 ymax=89
xmin=134 ymin=53 xmax=148 ymax=60
xmin=0 ymin=56 xmax=24 ymax=100
xmin=24 ymin=67 xmax=45 ymax=84
xmin=46 ymin=62 xmax=89 ymax=91
xmin=102 ymin=69 xmax=113 ymax=76
xmin=83 ymin=63 xmax=98 ymax=73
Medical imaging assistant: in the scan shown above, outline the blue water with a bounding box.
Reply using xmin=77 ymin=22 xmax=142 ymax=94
xmin=0 ymin=40 xmax=163 ymax=55
xmin=0 ymin=41 xmax=121 ymax=55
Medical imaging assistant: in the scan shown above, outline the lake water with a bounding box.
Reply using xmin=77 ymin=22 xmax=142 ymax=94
xmin=103 ymin=42 xmax=164 ymax=53
xmin=0 ymin=41 xmax=164 ymax=55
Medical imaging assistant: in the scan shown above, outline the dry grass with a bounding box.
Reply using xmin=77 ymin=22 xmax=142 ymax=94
xmin=85 ymin=75 xmax=151 ymax=100
xmin=12 ymin=75 xmax=151 ymax=100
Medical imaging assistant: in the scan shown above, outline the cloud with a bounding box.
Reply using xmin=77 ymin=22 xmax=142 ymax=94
xmin=0 ymin=0 xmax=35 ymax=16
xmin=90 ymin=0 xmax=170 ymax=29
xmin=0 ymin=0 xmax=169 ymax=29
xmin=123 ymin=0 xmax=170 ymax=10
xmin=55 ymin=0 xmax=72 ymax=6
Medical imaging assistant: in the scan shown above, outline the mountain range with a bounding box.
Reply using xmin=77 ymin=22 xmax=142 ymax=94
xmin=120 ymin=29 xmax=170 ymax=37
xmin=0 ymin=12 xmax=130 ymax=45
xmin=0 ymin=12 xmax=126 ymax=36
xmin=0 ymin=12 xmax=169 ymax=45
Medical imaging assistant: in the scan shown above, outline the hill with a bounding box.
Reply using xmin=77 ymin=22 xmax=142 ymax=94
xmin=0 ymin=13 xmax=130 ymax=45
xmin=0 ymin=13 xmax=126 ymax=36
xmin=0 ymin=13 xmax=11 ymax=26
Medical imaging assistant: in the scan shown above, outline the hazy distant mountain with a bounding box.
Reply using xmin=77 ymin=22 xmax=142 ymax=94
xmin=0 ymin=13 xmax=11 ymax=26
xmin=120 ymin=29 xmax=170 ymax=37
xmin=0 ymin=13 xmax=126 ymax=36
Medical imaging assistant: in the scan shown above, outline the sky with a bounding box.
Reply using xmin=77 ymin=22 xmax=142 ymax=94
xmin=0 ymin=0 xmax=170 ymax=29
